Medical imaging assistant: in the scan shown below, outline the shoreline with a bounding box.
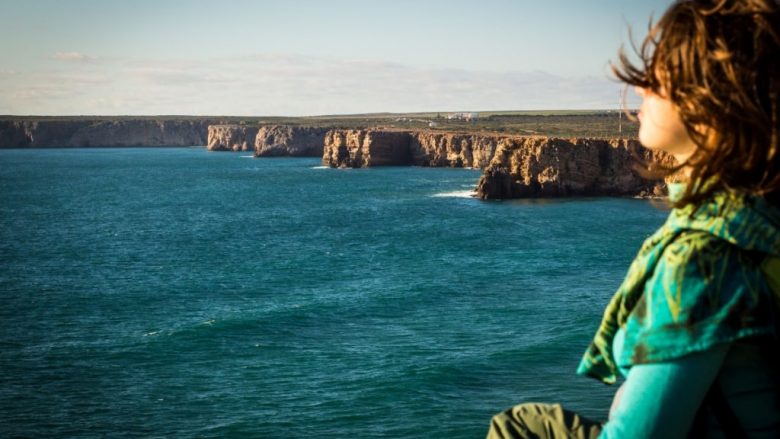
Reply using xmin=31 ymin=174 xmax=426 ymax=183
xmin=0 ymin=115 xmax=669 ymax=200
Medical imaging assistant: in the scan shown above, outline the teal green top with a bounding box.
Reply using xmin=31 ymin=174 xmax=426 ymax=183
xmin=581 ymin=183 xmax=780 ymax=437
xmin=600 ymin=328 xmax=780 ymax=438
xmin=577 ymin=183 xmax=780 ymax=384
xmin=599 ymin=328 xmax=730 ymax=438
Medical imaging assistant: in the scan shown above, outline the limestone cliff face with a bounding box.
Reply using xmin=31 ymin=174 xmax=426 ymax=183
xmin=207 ymin=125 xmax=259 ymax=151
xmin=206 ymin=124 xmax=328 ymax=155
xmin=0 ymin=119 xmax=213 ymax=148
xmin=323 ymin=129 xmax=501 ymax=169
xmin=409 ymin=132 xmax=499 ymax=168
xmin=323 ymin=128 xmax=669 ymax=198
xmin=254 ymin=126 xmax=328 ymax=157
xmin=322 ymin=129 xmax=412 ymax=167
xmin=475 ymin=137 xmax=671 ymax=199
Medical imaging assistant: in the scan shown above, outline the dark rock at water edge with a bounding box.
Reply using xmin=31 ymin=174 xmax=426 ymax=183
xmin=475 ymin=166 xmax=518 ymax=199
xmin=475 ymin=137 xmax=673 ymax=199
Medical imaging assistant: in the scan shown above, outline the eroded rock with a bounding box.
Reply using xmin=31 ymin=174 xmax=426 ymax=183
xmin=322 ymin=129 xmax=412 ymax=167
xmin=475 ymin=137 xmax=673 ymax=198
xmin=207 ymin=125 xmax=259 ymax=151
xmin=254 ymin=126 xmax=328 ymax=157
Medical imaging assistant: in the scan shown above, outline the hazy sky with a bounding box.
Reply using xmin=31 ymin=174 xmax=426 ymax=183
xmin=0 ymin=0 xmax=673 ymax=116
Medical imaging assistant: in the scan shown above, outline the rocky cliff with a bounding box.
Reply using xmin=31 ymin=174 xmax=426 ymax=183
xmin=474 ymin=137 xmax=672 ymax=199
xmin=323 ymin=128 xmax=670 ymax=198
xmin=323 ymin=129 xmax=501 ymax=168
xmin=322 ymin=129 xmax=413 ymax=167
xmin=410 ymin=132 xmax=500 ymax=168
xmin=207 ymin=125 xmax=259 ymax=151
xmin=205 ymin=124 xmax=328 ymax=155
xmin=1 ymin=118 xmax=670 ymax=199
xmin=0 ymin=119 xmax=215 ymax=147
xmin=255 ymin=126 xmax=328 ymax=157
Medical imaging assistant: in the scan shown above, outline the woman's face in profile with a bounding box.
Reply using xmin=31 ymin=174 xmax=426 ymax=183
xmin=635 ymin=86 xmax=697 ymax=163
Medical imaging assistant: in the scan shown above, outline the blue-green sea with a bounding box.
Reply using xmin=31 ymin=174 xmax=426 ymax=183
xmin=0 ymin=148 xmax=668 ymax=438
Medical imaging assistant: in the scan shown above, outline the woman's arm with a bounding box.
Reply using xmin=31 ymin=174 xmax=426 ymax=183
xmin=599 ymin=343 xmax=730 ymax=439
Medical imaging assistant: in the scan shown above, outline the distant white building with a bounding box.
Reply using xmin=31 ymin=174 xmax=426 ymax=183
xmin=447 ymin=112 xmax=479 ymax=121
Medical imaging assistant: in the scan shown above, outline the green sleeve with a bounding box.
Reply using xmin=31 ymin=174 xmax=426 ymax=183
xmin=599 ymin=343 xmax=730 ymax=439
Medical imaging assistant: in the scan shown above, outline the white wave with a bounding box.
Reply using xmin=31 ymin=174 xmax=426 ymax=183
xmin=431 ymin=190 xmax=477 ymax=198
xmin=310 ymin=166 xmax=329 ymax=169
xmin=240 ymin=155 xmax=254 ymax=158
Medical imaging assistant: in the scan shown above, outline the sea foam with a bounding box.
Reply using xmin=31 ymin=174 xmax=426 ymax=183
xmin=430 ymin=190 xmax=477 ymax=198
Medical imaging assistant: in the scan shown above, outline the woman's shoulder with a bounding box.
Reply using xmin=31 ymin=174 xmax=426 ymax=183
xmin=648 ymin=188 xmax=780 ymax=301
xmin=664 ymin=189 xmax=780 ymax=257
xmin=618 ymin=228 xmax=777 ymax=366
xmin=647 ymin=227 xmax=774 ymax=329
xmin=656 ymin=228 xmax=760 ymax=281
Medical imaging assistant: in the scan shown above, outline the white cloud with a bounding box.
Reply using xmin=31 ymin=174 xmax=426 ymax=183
xmin=3 ymin=53 xmax=638 ymax=115
xmin=51 ymin=52 xmax=96 ymax=62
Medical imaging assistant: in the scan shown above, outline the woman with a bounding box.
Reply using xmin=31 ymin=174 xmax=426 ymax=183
xmin=487 ymin=1 xmax=780 ymax=437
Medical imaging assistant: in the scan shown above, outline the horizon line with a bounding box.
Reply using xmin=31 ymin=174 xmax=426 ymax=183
xmin=0 ymin=109 xmax=639 ymax=119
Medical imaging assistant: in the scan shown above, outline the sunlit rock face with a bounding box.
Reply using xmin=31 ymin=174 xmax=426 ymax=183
xmin=254 ymin=126 xmax=329 ymax=157
xmin=409 ymin=131 xmax=499 ymax=168
xmin=474 ymin=137 xmax=671 ymax=199
xmin=323 ymin=128 xmax=670 ymax=198
xmin=207 ymin=125 xmax=259 ymax=151
xmin=322 ymin=129 xmax=413 ymax=168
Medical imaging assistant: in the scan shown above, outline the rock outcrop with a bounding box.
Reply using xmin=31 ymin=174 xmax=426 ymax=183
xmin=322 ymin=129 xmax=413 ymax=167
xmin=409 ymin=132 xmax=499 ymax=168
xmin=474 ymin=165 xmax=518 ymax=199
xmin=254 ymin=126 xmax=328 ymax=157
xmin=0 ymin=119 xmax=215 ymax=148
xmin=207 ymin=125 xmax=259 ymax=151
xmin=322 ymin=129 xmax=499 ymax=168
xmin=206 ymin=124 xmax=329 ymax=155
xmin=322 ymin=128 xmax=670 ymax=198
xmin=475 ymin=137 xmax=671 ymax=199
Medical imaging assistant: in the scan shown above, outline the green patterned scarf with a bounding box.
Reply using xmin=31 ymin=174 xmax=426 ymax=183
xmin=577 ymin=184 xmax=780 ymax=384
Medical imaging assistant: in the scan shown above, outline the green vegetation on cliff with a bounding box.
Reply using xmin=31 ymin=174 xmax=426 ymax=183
xmin=2 ymin=110 xmax=637 ymax=139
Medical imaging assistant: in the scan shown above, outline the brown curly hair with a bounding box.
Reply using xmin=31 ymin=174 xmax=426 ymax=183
xmin=614 ymin=0 xmax=780 ymax=207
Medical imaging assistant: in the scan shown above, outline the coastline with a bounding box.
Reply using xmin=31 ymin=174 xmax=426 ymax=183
xmin=0 ymin=113 xmax=671 ymax=199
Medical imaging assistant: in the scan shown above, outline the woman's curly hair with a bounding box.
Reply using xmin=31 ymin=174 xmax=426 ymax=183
xmin=615 ymin=0 xmax=780 ymax=207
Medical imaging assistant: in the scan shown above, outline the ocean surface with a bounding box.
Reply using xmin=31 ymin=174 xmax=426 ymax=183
xmin=0 ymin=148 xmax=669 ymax=438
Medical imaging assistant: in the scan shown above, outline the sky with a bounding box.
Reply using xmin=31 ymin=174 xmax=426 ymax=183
xmin=0 ymin=0 xmax=673 ymax=116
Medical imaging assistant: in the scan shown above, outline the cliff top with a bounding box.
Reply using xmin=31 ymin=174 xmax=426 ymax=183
xmin=1 ymin=110 xmax=638 ymax=139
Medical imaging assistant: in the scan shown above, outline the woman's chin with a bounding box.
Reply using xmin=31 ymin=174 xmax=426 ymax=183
xmin=637 ymin=131 xmax=670 ymax=153
xmin=637 ymin=135 xmax=661 ymax=151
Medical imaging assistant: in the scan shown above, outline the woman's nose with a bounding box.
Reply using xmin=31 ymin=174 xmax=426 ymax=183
xmin=634 ymin=86 xmax=647 ymax=97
